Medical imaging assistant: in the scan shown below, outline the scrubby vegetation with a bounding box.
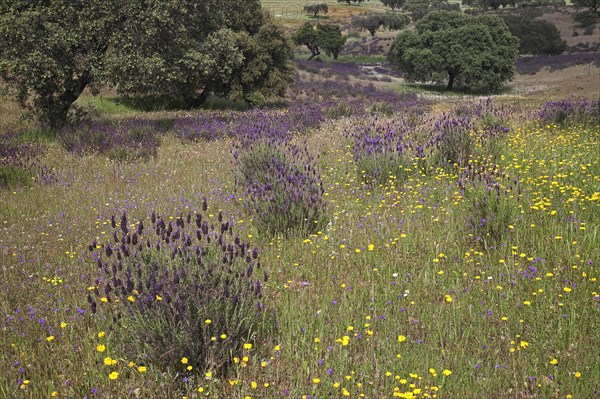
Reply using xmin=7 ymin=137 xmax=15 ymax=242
xmin=1 ymin=2 xmax=599 ymax=399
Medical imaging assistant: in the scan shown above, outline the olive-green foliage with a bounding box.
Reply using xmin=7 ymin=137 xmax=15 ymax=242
xmin=573 ymin=0 xmax=599 ymax=12
xmin=105 ymin=3 xmax=294 ymax=108
xmin=0 ymin=1 xmax=294 ymax=129
xmin=227 ymin=15 xmax=296 ymax=106
xmin=337 ymin=0 xmax=368 ymax=4
xmin=293 ymin=22 xmax=347 ymax=60
xmin=293 ymin=22 xmax=322 ymax=60
xmin=353 ymin=13 xmax=409 ymax=37
xmin=461 ymin=0 xmax=516 ymax=10
xmin=574 ymin=10 xmax=600 ymax=27
xmin=388 ymin=11 xmax=519 ymax=91
xmin=317 ymin=24 xmax=348 ymax=60
xmin=502 ymin=15 xmax=566 ymax=55
xmin=381 ymin=0 xmax=407 ymax=10
xmin=0 ymin=164 xmax=34 ymax=190
xmin=405 ymin=0 xmax=461 ymax=21
xmin=304 ymin=3 xmax=329 ymax=17
xmin=0 ymin=0 xmax=124 ymax=130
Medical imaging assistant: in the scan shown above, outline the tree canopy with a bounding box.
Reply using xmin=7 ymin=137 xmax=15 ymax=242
xmin=573 ymin=0 xmax=599 ymax=12
xmin=304 ymin=3 xmax=329 ymax=17
xmin=337 ymin=0 xmax=369 ymax=5
xmin=404 ymin=0 xmax=460 ymax=21
xmin=0 ymin=0 xmax=125 ymax=129
xmin=461 ymin=0 xmax=516 ymax=10
xmin=0 ymin=0 xmax=294 ymax=129
xmin=388 ymin=11 xmax=519 ymax=91
xmin=502 ymin=15 xmax=566 ymax=55
xmin=381 ymin=0 xmax=407 ymax=10
xmin=353 ymin=13 xmax=409 ymax=37
xmin=293 ymin=23 xmax=347 ymax=60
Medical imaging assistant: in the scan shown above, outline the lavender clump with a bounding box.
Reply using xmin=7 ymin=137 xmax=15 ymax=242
xmin=233 ymin=126 xmax=328 ymax=237
xmin=88 ymin=202 xmax=270 ymax=374
xmin=347 ymin=121 xmax=414 ymax=187
xmin=0 ymin=135 xmax=57 ymax=189
xmin=58 ymin=118 xmax=161 ymax=161
xmin=174 ymin=104 xmax=324 ymax=143
xmin=538 ymin=97 xmax=600 ymax=127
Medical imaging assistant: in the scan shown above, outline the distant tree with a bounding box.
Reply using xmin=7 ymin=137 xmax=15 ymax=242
xmin=317 ymin=24 xmax=347 ymax=59
xmin=388 ymin=11 xmax=519 ymax=91
xmin=462 ymin=0 xmax=516 ymax=10
xmin=573 ymin=0 xmax=599 ymax=12
xmin=227 ymin=16 xmax=296 ymax=105
xmin=404 ymin=0 xmax=432 ymax=21
xmin=502 ymin=15 xmax=566 ymax=55
xmin=353 ymin=14 xmax=384 ymax=36
xmin=404 ymin=0 xmax=459 ymax=21
xmin=353 ymin=13 xmax=409 ymax=36
xmin=304 ymin=3 xmax=329 ymax=17
xmin=383 ymin=12 xmax=411 ymax=30
xmin=434 ymin=0 xmax=463 ymax=11
xmin=381 ymin=0 xmax=406 ymax=10
xmin=105 ymin=2 xmax=294 ymax=109
xmin=337 ymin=0 xmax=368 ymax=5
xmin=293 ymin=22 xmax=322 ymax=60
xmin=293 ymin=22 xmax=347 ymax=60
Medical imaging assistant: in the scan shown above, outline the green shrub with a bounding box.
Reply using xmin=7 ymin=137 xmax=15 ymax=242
xmin=502 ymin=15 xmax=566 ymax=55
xmin=325 ymin=103 xmax=357 ymax=119
xmin=574 ymin=11 xmax=599 ymax=28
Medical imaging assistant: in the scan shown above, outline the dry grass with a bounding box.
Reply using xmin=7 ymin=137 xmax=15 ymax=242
xmin=512 ymin=64 xmax=600 ymax=98
xmin=0 ymin=94 xmax=33 ymax=134
xmin=540 ymin=8 xmax=600 ymax=48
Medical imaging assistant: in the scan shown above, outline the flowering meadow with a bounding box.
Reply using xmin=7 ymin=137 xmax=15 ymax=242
xmin=0 ymin=63 xmax=599 ymax=399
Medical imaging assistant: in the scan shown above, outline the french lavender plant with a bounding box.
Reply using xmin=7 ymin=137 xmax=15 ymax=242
xmin=0 ymin=136 xmax=56 ymax=189
xmin=430 ymin=115 xmax=474 ymax=169
xmin=347 ymin=121 xmax=414 ymax=187
xmin=233 ymin=118 xmax=328 ymax=237
xmin=538 ymin=97 xmax=600 ymax=127
xmin=459 ymin=161 xmax=522 ymax=249
xmin=431 ymin=99 xmax=510 ymax=170
xmin=88 ymin=202 xmax=271 ymax=374
xmin=59 ymin=118 xmax=161 ymax=162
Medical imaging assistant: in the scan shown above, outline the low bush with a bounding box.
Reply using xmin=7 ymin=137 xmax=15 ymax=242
xmin=88 ymin=204 xmax=271 ymax=375
xmin=234 ymin=139 xmax=328 ymax=238
xmin=349 ymin=122 xmax=414 ymax=187
xmin=461 ymin=170 xmax=521 ymax=249
xmin=574 ymin=11 xmax=599 ymax=28
xmin=58 ymin=119 xmax=161 ymax=162
xmin=0 ymin=137 xmax=56 ymax=189
xmin=538 ymin=97 xmax=600 ymax=127
xmin=432 ymin=116 xmax=474 ymax=169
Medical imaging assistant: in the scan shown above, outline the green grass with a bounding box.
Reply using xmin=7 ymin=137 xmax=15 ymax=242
xmin=76 ymin=94 xmax=248 ymax=116
xmin=76 ymin=96 xmax=139 ymax=115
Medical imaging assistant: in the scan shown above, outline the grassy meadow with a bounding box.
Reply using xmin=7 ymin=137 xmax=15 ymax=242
xmin=1 ymin=4 xmax=600 ymax=397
